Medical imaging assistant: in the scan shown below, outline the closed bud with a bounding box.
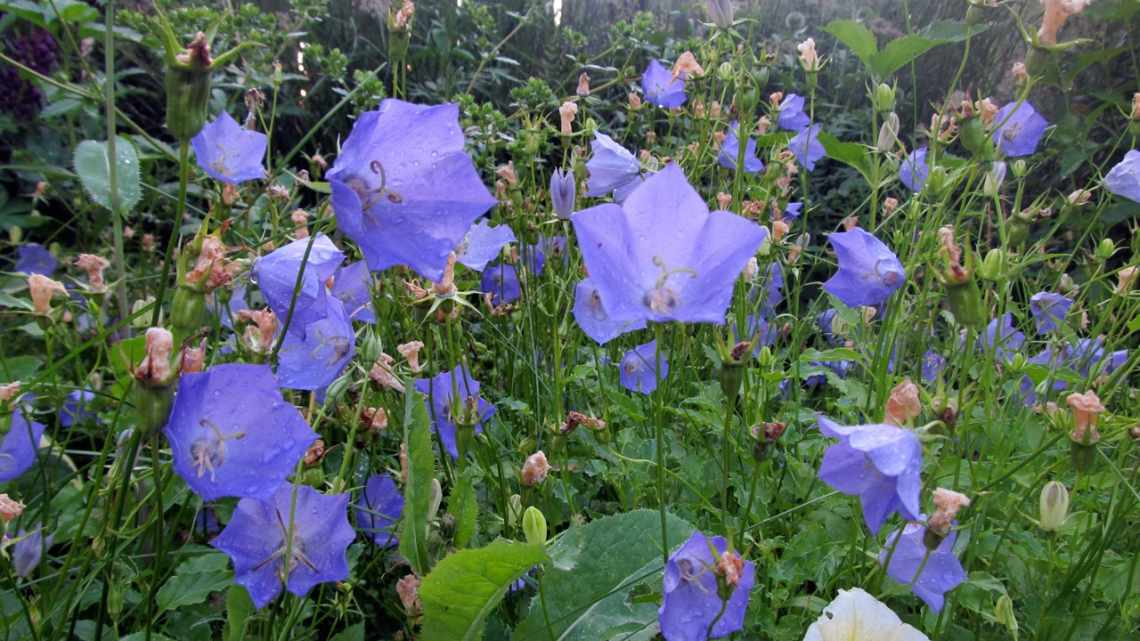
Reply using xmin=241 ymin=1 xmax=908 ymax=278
xmin=1038 ymin=481 xmax=1069 ymax=531
xmin=717 ymin=62 xmax=733 ymax=81
xmin=959 ymin=117 xmax=989 ymax=157
xmin=522 ymin=506 xmax=548 ymax=545
xmin=995 ymin=594 xmax=1019 ymax=639
xmin=1095 ymin=238 xmax=1115 ymax=261
xmin=706 ymin=0 xmax=734 ymax=27
xmin=872 ymin=83 xmax=896 ymax=114
xmin=1011 ymin=159 xmax=1027 ymax=178
xmin=925 ymin=166 xmax=949 ymax=197
xmin=977 ymin=248 xmax=1010 ymax=282
xmin=164 ymin=33 xmax=213 ymax=142
xmin=876 ymin=112 xmax=900 ymax=153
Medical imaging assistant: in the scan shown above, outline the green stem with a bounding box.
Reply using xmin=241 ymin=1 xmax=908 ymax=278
xmin=101 ymin=0 xmax=130 ymax=326
xmin=653 ymin=323 xmax=669 ymax=566
xmin=151 ymin=142 xmax=190 ymax=327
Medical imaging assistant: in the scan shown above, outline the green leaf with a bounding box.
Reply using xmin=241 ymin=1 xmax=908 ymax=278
xmin=155 ymin=551 xmax=233 ymax=611
xmin=329 ymin=624 xmax=366 ymax=641
xmin=399 ymin=388 xmax=435 ymax=576
xmin=449 ymin=474 xmax=479 ymax=549
xmin=871 ymin=34 xmax=945 ymax=77
xmin=73 ymin=137 xmax=141 ymax=214
xmin=513 ymin=509 xmax=695 ymax=641
xmin=819 ymin=132 xmax=872 ymax=184
xmin=823 ymin=20 xmax=878 ymax=69
xmin=420 ymin=539 xmax=547 ymax=641
xmin=0 ymin=355 xmax=42 ymax=380
xmin=224 ymin=584 xmax=254 ymax=641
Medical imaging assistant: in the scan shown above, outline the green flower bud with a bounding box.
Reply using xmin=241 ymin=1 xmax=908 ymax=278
xmin=945 ymin=278 xmax=986 ymax=328
xmin=522 ymin=506 xmax=548 ymax=545
xmin=959 ymin=117 xmax=988 ymax=156
xmin=171 ymin=286 xmax=209 ymax=346
xmin=995 ymin=594 xmax=1019 ymax=639
xmin=977 ymin=248 xmax=1010 ymax=282
xmin=717 ymin=62 xmax=733 ymax=81
xmin=1008 ymin=217 xmax=1030 ymax=246
xmin=872 ymin=83 xmax=896 ymax=114
xmin=718 ymin=361 xmax=744 ymax=405
xmin=925 ymin=166 xmax=949 ymax=197
xmin=508 ymin=494 xmax=523 ymax=527
xmin=1011 ymin=159 xmax=1027 ymax=178
xmin=164 ymin=34 xmax=213 ymax=143
xmin=133 ymin=384 xmax=174 ymax=434
xmin=1038 ymin=481 xmax=1069 ymax=532
xmin=1096 ymin=238 xmax=1115 ymax=261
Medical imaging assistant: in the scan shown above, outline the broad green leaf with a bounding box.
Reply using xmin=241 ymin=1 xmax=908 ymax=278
xmin=449 ymin=474 xmax=478 ymax=548
xmin=329 ymin=624 xmax=365 ymax=641
xmin=819 ymin=132 xmax=872 ymax=183
xmin=0 ymin=355 xmax=42 ymax=379
xmin=871 ymin=34 xmax=945 ymax=77
xmin=823 ymin=20 xmax=877 ymax=69
xmin=155 ymin=552 xmax=233 ymax=611
xmin=73 ymin=137 xmax=142 ymax=214
xmin=420 ymin=539 xmax=547 ymax=641
xmin=513 ymin=509 xmax=695 ymax=641
xmin=399 ymin=388 xmax=435 ymax=576
xmin=224 ymin=584 xmax=254 ymax=641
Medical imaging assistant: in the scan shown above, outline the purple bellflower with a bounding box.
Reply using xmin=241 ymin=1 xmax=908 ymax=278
xmin=900 ymin=147 xmax=929 ymax=192
xmin=1105 ymin=149 xmax=1140 ymax=203
xmin=977 ymin=313 xmax=1025 ymax=362
xmin=992 ymin=101 xmax=1048 ymax=158
xmin=619 ymin=340 xmax=666 ymax=395
xmin=211 ymin=483 xmax=354 ymax=609
xmin=777 ymin=93 xmax=810 ymax=132
xmin=922 ymin=351 xmax=947 ymax=384
xmin=276 ymin=297 xmax=356 ymax=391
xmin=572 ymin=163 xmax=768 ymax=327
xmin=789 ymin=123 xmax=826 ymax=172
xmin=823 ymin=228 xmax=906 ymax=308
xmin=817 ymin=415 xmax=922 ymax=534
xmin=254 ymin=234 xmax=345 ymax=331
xmin=60 ymin=389 xmax=98 ymax=427
xmin=330 ymin=261 xmax=376 ymax=324
xmin=414 ymin=366 xmax=496 ymax=460
xmin=585 ymin=132 xmax=646 ymax=202
xmin=164 ymin=364 xmax=318 ymax=501
xmin=641 ymin=59 xmax=686 ymax=108
xmin=817 ymin=309 xmax=842 ymax=346
xmin=881 ymin=521 xmax=966 ymax=612
xmin=1029 ymin=291 xmax=1071 ymax=334
xmin=0 ymin=409 xmax=45 ymax=483
xmin=11 ymin=527 xmax=52 ymax=578
xmin=456 ymin=219 xmax=516 ymax=272
xmin=730 ymin=314 xmax=777 ymax=354
xmin=356 ymin=473 xmax=404 ymax=548
xmin=550 ymin=168 xmax=576 ymax=219
xmin=190 ymin=111 xmax=268 ymax=184
xmin=718 ymin=121 xmax=765 ymax=174
xmin=572 ymin=279 xmax=647 ymax=345
xmin=328 ymin=99 xmax=497 ymax=281
xmin=659 ymin=531 xmax=755 ymax=641
xmin=783 ymin=201 xmax=803 ymax=222
xmin=748 ymin=261 xmax=784 ymax=312
xmin=482 ymin=262 xmax=521 ymax=305
xmin=15 ymin=243 xmax=56 ymax=275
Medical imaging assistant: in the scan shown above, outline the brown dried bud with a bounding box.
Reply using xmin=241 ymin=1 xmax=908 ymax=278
xmin=521 ymin=451 xmax=551 ymax=486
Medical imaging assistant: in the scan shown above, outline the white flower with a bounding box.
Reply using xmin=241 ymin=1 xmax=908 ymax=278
xmin=804 ymin=588 xmax=930 ymax=641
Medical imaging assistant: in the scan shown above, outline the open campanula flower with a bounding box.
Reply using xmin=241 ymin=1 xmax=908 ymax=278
xmin=211 ymin=483 xmax=354 ymax=609
xmin=254 ymin=234 xmax=345 ymax=331
xmin=880 ymin=520 xmax=966 ymax=612
xmin=1029 ymin=291 xmax=1071 ymax=334
xmin=482 ymin=262 xmax=520 ymax=305
xmin=572 ymin=279 xmax=647 ymax=344
xmin=572 ymin=164 xmax=768 ymax=326
xmin=900 ymin=147 xmax=929 ymax=192
xmin=718 ymin=122 xmax=765 ymax=174
xmin=60 ymin=389 xmax=98 ymax=427
xmin=777 ymin=93 xmax=810 ymax=132
xmin=331 ymin=261 xmax=376 ymax=324
xmin=328 ymin=99 xmax=497 ymax=281
xmin=992 ymin=101 xmax=1047 ymax=157
xmin=356 ymin=473 xmax=404 ymax=548
xmin=550 ymin=168 xmax=576 ymax=219
xmin=164 ymin=363 xmax=317 ymax=501
xmin=414 ymin=366 xmax=496 ymax=459
xmin=789 ymin=124 xmax=825 ymax=172
xmin=977 ymin=313 xmax=1025 ymax=362
xmin=823 ymin=228 xmax=906 ymax=308
xmin=803 ymin=587 xmax=930 ymax=641
xmin=585 ymin=132 xmax=646 ymax=202
xmin=659 ymin=530 xmax=755 ymax=641
xmin=276 ymin=297 xmax=356 ymax=390
xmin=10 ymin=527 xmax=51 ymax=578
xmin=14 ymin=243 xmax=56 ymax=275
xmin=619 ymin=340 xmax=666 ymax=394
xmin=1104 ymin=149 xmax=1140 ymax=203
xmin=456 ymin=219 xmax=516 ymax=272
xmin=0 ymin=409 xmax=45 ymax=483
xmin=641 ymin=59 xmax=686 ymax=108
xmin=922 ymin=350 xmax=946 ymax=383
xmin=190 ymin=111 xmax=268 ymax=184
xmin=817 ymin=415 xmax=922 ymax=534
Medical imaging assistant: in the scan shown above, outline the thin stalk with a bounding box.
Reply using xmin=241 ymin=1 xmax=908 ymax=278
xmin=103 ymin=0 xmax=129 ymax=325
xmin=653 ymin=324 xmax=668 ymax=566
xmin=152 ymin=141 xmax=190 ymax=326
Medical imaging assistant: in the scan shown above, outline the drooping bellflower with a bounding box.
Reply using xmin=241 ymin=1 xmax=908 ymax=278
xmin=164 ymin=364 xmax=318 ymax=501
xmin=777 ymin=94 xmax=810 ymax=132
xmin=659 ymin=531 xmax=755 ymax=641
xmin=822 ymin=228 xmax=906 ymax=308
xmin=1029 ymin=291 xmax=1071 ymax=334
xmin=1104 ymin=149 xmax=1140 ymax=203
xmin=977 ymin=313 xmax=1025 ymax=363
xmin=328 ymin=99 xmax=497 ymax=281
xmin=413 ymin=366 xmax=496 ymax=459
xmin=0 ymin=409 xmax=45 ymax=483
xmin=619 ymin=340 xmax=667 ymax=395
xmin=585 ymin=132 xmax=646 ymax=202
xmin=190 ymin=111 xmax=268 ymax=184
xmin=211 ymin=483 xmax=355 ymax=609
xmin=550 ymin=168 xmax=576 ymax=219
xmin=789 ymin=124 xmax=825 ymax=172
xmin=355 ymin=473 xmax=404 ymax=548
xmin=900 ymin=147 xmax=929 ymax=192
xmin=992 ymin=101 xmax=1048 ymax=157
xmin=880 ymin=520 xmax=966 ymax=612
xmin=10 ymin=527 xmax=52 ymax=578
xmin=816 ymin=415 xmax=922 ymax=534
xmin=718 ymin=121 xmax=764 ymax=174
xmin=922 ymin=351 xmax=947 ymax=384
xmin=572 ymin=163 xmax=768 ymax=327
xmin=330 ymin=261 xmax=376 ymax=324
xmin=641 ymin=59 xmax=686 ymax=108
xmin=482 ymin=262 xmax=521 ymax=305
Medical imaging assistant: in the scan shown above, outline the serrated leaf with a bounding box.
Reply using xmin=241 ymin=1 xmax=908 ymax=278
xmin=420 ymin=539 xmax=547 ymax=641
xmin=155 ymin=552 xmax=233 ymax=611
xmin=823 ymin=20 xmax=878 ymax=68
xmin=513 ymin=509 xmax=695 ymax=641
xmin=73 ymin=137 xmax=141 ymax=214
xmin=449 ymin=475 xmax=478 ymax=548
xmin=399 ymin=388 xmax=435 ymax=576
